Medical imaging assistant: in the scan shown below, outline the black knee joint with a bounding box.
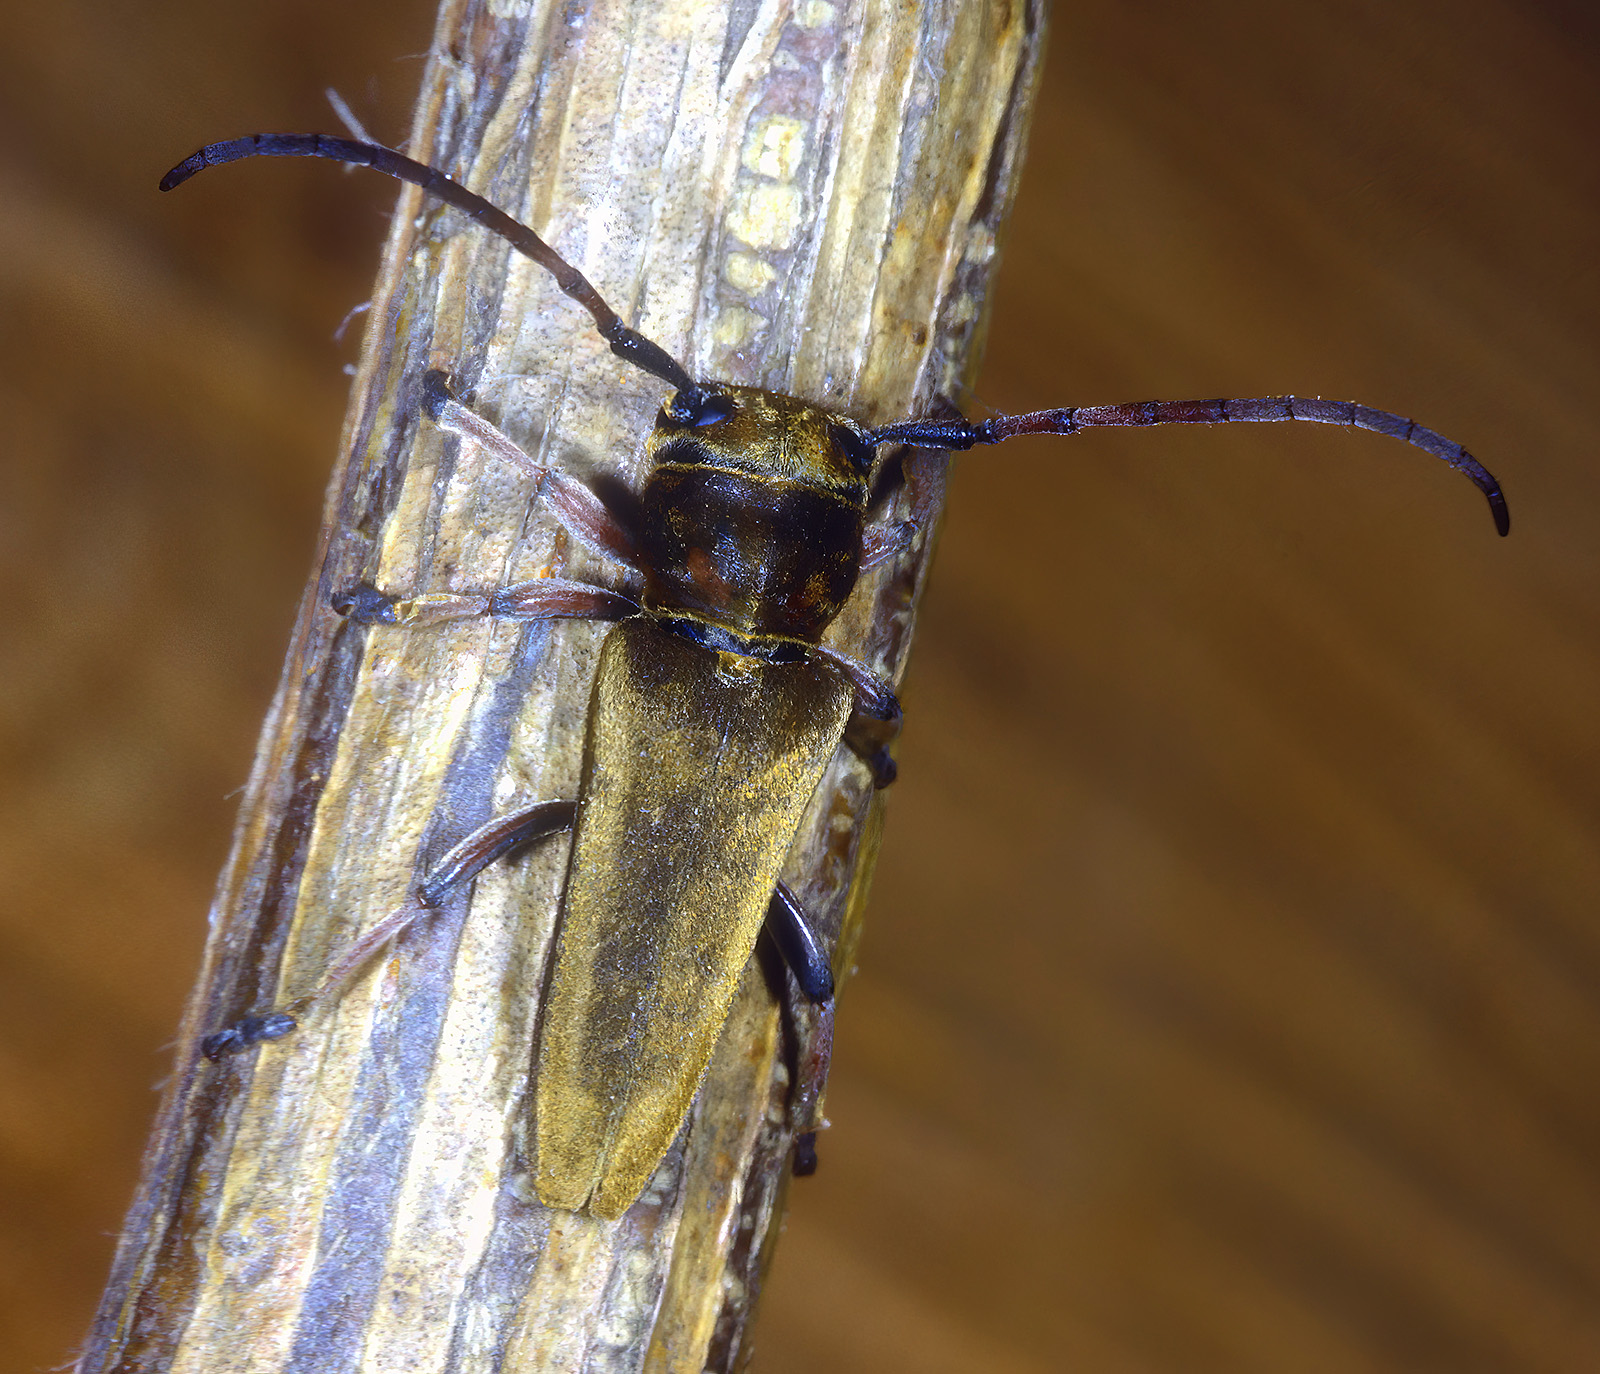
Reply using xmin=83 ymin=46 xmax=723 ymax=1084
xmin=420 ymin=368 xmax=459 ymax=420
xmin=332 ymin=583 xmax=400 ymax=624
xmin=793 ymin=1131 xmax=819 ymax=1176
xmin=201 ymin=1011 xmax=297 ymax=1060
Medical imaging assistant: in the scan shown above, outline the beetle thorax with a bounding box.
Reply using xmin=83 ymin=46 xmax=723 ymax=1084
xmin=638 ymin=386 xmax=873 ymax=650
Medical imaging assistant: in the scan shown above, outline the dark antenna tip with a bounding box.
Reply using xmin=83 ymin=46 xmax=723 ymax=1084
xmin=159 ymin=136 xmax=261 ymax=192
xmin=158 ymin=153 xmax=206 ymax=192
xmin=1487 ymin=485 xmax=1511 ymax=537
xmin=420 ymin=369 xmax=459 ymax=422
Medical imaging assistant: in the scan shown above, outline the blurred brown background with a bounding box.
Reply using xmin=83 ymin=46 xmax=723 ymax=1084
xmin=2 ymin=1 xmax=1596 ymax=1370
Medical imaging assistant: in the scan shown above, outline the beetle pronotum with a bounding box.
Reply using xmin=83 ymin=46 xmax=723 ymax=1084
xmin=161 ymin=132 xmax=1507 ymax=1221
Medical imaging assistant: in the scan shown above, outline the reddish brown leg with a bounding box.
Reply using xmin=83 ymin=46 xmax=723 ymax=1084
xmin=334 ymin=578 xmax=637 ymax=628
xmin=201 ymin=801 xmax=576 ymax=1060
xmin=860 ymin=517 xmax=918 ymax=571
xmin=423 ymin=369 xmax=645 ymax=567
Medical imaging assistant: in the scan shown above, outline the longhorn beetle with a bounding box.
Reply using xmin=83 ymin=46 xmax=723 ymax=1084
xmin=162 ymin=133 xmax=1508 ymax=1221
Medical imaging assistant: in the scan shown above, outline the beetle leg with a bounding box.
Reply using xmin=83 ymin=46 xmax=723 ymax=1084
xmin=859 ymin=517 xmax=918 ymax=571
xmin=334 ymin=578 xmax=638 ymax=627
xmin=809 ymin=643 xmax=902 ymax=788
xmin=765 ymin=881 xmax=833 ymax=1002
xmin=201 ymin=800 xmax=576 ymax=1061
xmin=842 ymin=719 xmax=899 ymax=789
xmin=422 ymin=369 xmax=644 ymax=568
xmin=415 ymin=800 xmax=577 ymax=906
xmin=764 ymin=881 xmax=837 ymax=1176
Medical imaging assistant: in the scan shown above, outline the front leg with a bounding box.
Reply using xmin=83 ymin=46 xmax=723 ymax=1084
xmin=860 ymin=516 xmax=918 ymax=571
xmin=422 ymin=369 xmax=642 ymax=568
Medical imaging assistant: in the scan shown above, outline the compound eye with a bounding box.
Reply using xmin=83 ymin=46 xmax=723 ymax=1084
xmin=667 ymin=390 xmax=736 ymax=428
xmin=831 ymin=423 xmax=876 ymax=473
xmin=690 ymin=393 xmax=735 ymax=427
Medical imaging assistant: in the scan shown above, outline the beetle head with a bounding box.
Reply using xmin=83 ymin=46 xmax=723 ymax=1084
xmin=648 ymin=385 xmax=876 ymax=500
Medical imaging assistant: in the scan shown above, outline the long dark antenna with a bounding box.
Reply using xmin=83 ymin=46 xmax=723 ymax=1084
xmin=869 ymin=396 xmax=1510 ymax=536
xmin=159 ymin=133 xmax=704 ymax=404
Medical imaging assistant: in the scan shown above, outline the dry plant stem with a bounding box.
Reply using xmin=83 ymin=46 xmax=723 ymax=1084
xmin=80 ymin=2 xmax=1046 ymax=1371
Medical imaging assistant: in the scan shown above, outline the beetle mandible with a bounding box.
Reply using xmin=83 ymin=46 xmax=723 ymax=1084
xmin=162 ymin=133 xmax=1508 ymax=1221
